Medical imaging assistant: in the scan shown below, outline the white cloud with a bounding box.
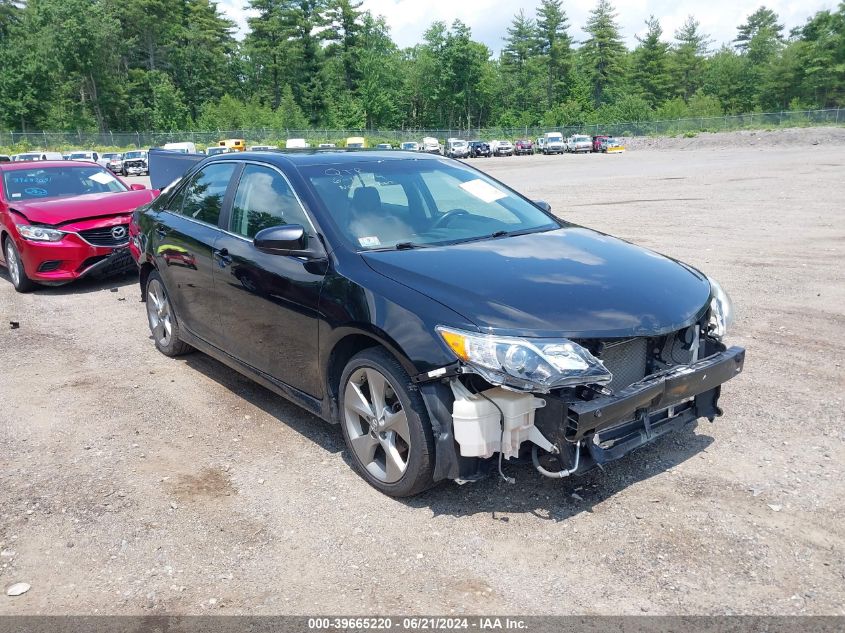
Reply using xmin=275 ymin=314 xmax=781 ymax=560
xmin=218 ymin=0 xmax=836 ymax=52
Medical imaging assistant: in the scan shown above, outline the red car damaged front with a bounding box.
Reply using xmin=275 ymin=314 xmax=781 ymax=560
xmin=0 ymin=161 xmax=158 ymax=291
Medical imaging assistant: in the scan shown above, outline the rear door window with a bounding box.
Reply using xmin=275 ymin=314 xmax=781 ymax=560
xmin=177 ymin=163 xmax=237 ymax=225
xmin=230 ymin=164 xmax=311 ymax=238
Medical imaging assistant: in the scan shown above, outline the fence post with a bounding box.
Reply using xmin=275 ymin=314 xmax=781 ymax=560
xmin=837 ymin=107 xmax=841 ymax=124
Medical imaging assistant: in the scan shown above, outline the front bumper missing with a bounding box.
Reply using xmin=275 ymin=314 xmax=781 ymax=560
xmin=81 ymin=247 xmax=135 ymax=279
xmin=564 ymin=346 xmax=745 ymax=441
xmin=422 ymin=346 xmax=745 ymax=482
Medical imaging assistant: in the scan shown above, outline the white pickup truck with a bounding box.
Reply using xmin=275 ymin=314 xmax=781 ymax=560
xmin=566 ymin=134 xmax=592 ymax=153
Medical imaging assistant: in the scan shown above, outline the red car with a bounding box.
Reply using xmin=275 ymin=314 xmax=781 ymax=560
xmin=592 ymin=135 xmax=609 ymax=153
xmin=0 ymin=160 xmax=157 ymax=292
xmin=514 ymin=139 xmax=534 ymax=155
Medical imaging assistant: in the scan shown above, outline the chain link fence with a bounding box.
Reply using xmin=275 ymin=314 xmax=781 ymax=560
xmin=1 ymin=108 xmax=842 ymax=150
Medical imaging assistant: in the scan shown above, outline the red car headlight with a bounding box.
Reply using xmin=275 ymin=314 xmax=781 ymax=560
xmin=17 ymin=225 xmax=66 ymax=242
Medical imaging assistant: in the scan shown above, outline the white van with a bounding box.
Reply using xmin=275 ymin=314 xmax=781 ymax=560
xmin=542 ymin=132 xmax=565 ymax=155
xmin=162 ymin=142 xmax=198 ymax=154
xmin=286 ymin=138 xmax=309 ymax=149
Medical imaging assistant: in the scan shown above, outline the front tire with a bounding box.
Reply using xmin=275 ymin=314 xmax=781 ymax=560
xmin=3 ymin=238 xmax=36 ymax=292
xmin=339 ymin=348 xmax=436 ymax=497
xmin=145 ymin=271 xmax=193 ymax=356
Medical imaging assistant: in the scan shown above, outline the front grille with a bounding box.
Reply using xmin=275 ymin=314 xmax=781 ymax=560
xmin=124 ymin=160 xmax=145 ymax=167
xmin=598 ymin=338 xmax=648 ymax=392
xmin=78 ymin=225 xmax=129 ymax=247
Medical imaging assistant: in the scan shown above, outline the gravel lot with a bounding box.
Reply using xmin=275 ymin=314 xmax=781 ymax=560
xmin=1 ymin=133 xmax=844 ymax=615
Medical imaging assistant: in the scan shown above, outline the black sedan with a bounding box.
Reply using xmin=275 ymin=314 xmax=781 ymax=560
xmin=129 ymin=150 xmax=744 ymax=497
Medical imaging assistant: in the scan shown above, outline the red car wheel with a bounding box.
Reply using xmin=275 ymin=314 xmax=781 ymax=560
xmin=3 ymin=237 xmax=36 ymax=292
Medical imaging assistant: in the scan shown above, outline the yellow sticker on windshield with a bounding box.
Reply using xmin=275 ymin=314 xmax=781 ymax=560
xmin=460 ymin=179 xmax=507 ymax=204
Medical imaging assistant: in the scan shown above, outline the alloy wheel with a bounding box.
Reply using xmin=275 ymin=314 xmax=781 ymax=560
xmin=343 ymin=367 xmax=411 ymax=483
xmin=5 ymin=241 xmax=20 ymax=286
xmin=146 ymin=278 xmax=173 ymax=347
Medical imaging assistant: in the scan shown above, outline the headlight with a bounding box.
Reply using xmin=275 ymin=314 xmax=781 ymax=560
xmin=17 ymin=225 xmax=65 ymax=242
xmin=708 ymin=277 xmax=735 ymax=339
xmin=436 ymin=326 xmax=612 ymax=392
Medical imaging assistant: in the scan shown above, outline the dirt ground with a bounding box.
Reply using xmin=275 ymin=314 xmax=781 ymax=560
xmin=1 ymin=131 xmax=844 ymax=616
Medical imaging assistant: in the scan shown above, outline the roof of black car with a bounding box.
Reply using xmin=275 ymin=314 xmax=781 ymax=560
xmin=216 ymin=149 xmax=443 ymax=168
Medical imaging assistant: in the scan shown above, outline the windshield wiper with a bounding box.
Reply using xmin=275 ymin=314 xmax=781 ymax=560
xmin=394 ymin=241 xmax=428 ymax=250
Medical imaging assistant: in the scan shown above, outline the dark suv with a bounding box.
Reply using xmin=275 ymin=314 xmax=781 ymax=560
xmin=468 ymin=141 xmax=491 ymax=158
xmin=130 ymin=150 xmax=745 ymax=497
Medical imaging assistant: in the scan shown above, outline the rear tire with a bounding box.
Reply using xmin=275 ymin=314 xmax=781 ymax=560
xmin=145 ymin=271 xmax=193 ymax=357
xmin=339 ymin=348 xmax=436 ymax=497
xmin=3 ymin=237 xmax=36 ymax=293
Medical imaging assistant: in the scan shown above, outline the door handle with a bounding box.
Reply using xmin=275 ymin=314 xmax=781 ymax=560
xmin=155 ymin=223 xmax=167 ymax=238
xmin=214 ymin=248 xmax=232 ymax=267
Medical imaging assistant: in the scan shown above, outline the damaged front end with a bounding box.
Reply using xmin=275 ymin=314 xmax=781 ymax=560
xmin=416 ymin=305 xmax=745 ymax=484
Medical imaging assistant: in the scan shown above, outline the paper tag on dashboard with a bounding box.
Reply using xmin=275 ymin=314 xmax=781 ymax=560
xmin=460 ymin=179 xmax=507 ymax=203
xmin=358 ymin=236 xmax=381 ymax=247
xmin=89 ymin=172 xmax=116 ymax=185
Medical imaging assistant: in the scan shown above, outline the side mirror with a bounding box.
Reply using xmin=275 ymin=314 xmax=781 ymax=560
xmin=130 ymin=183 xmax=147 ymax=191
xmin=254 ymin=224 xmax=314 ymax=256
xmin=534 ymin=200 xmax=552 ymax=213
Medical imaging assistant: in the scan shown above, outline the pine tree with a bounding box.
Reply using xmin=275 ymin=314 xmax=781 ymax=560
xmin=535 ymin=0 xmax=573 ymax=108
xmin=581 ymin=0 xmax=626 ymax=106
xmin=245 ymin=0 xmax=290 ymax=109
xmin=671 ymin=16 xmax=712 ymax=102
xmin=502 ymin=10 xmax=540 ymax=114
xmin=324 ymin=0 xmax=364 ymax=90
xmin=631 ymin=16 xmax=671 ymax=107
xmin=735 ymin=6 xmax=784 ymax=52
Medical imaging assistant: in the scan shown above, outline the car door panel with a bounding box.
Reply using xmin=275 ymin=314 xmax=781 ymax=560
xmin=153 ymin=213 xmax=221 ymax=342
xmin=214 ymin=236 xmax=324 ymax=394
xmin=151 ymin=161 xmax=237 ymax=345
xmin=213 ymin=163 xmax=324 ymax=396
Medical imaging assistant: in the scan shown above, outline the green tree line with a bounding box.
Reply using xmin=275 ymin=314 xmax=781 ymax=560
xmin=0 ymin=0 xmax=843 ymax=133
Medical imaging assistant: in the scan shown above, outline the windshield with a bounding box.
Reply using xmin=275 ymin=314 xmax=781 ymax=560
xmin=124 ymin=151 xmax=146 ymax=159
xmin=15 ymin=154 xmax=40 ymax=161
xmin=69 ymin=153 xmax=92 ymax=160
xmin=574 ymin=136 xmax=590 ymax=142
xmin=2 ymin=165 xmax=128 ymax=201
xmin=401 ymin=143 xmax=416 ymax=149
xmin=452 ymin=141 xmax=467 ymax=148
xmin=304 ymin=159 xmax=561 ymax=251
xmin=547 ymin=135 xmax=563 ymax=142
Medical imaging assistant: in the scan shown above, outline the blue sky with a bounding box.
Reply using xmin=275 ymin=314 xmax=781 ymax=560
xmin=217 ymin=0 xmax=836 ymax=53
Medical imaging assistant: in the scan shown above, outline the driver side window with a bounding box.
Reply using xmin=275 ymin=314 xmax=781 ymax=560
xmin=230 ymin=165 xmax=311 ymax=238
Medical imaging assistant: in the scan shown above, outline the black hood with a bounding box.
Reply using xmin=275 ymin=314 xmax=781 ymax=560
xmin=362 ymin=227 xmax=712 ymax=339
